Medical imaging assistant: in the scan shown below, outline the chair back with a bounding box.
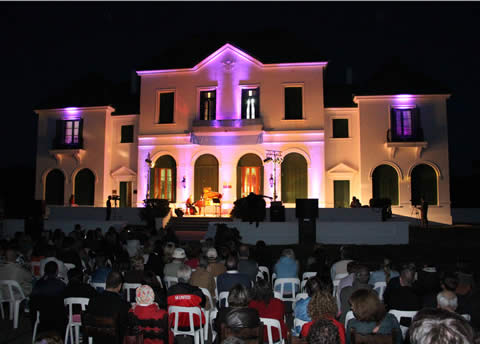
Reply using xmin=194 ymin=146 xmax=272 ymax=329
xmin=273 ymin=278 xmax=300 ymax=302
xmin=123 ymin=283 xmax=141 ymax=302
xmin=350 ymin=327 xmax=398 ymax=344
xmin=65 ymin=297 xmax=90 ymax=321
xmin=90 ymin=282 xmax=106 ymax=292
xmin=271 ymin=273 xmax=277 ymax=287
xmin=300 ymin=280 xmax=308 ymax=293
xmin=373 ymin=282 xmax=387 ymax=301
xmin=334 ymin=273 xmax=349 ymax=280
xmin=200 ymin=288 xmax=215 ymax=311
xmin=222 ymin=322 xmax=264 ymax=344
xmin=156 ymin=275 xmax=164 ymax=289
xmin=302 ymin=272 xmax=317 ymax=281
xmin=219 ymin=291 xmax=229 ymax=308
xmin=0 ymin=279 xmax=26 ymax=301
xmin=292 ymin=293 xmax=308 ymax=311
xmin=462 ymin=314 xmax=471 ymax=321
xmin=260 ymin=317 xmax=284 ymax=344
xmin=168 ymin=306 xmax=204 ymax=342
xmin=164 ymin=276 xmax=179 ymax=289
xmin=65 ymin=263 xmax=76 ymax=271
xmin=64 ymin=297 xmax=89 ymax=344
xmin=258 ymin=266 xmax=270 ymax=281
xmin=81 ymin=311 xmax=119 ymax=343
xmin=293 ymin=318 xmax=308 ymax=336
xmin=345 ymin=310 xmax=355 ymax=329
xmin=388 ymin=310 xmax=417 ymax=339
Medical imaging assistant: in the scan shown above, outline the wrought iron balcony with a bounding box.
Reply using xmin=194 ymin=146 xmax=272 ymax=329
xmin=52 ymin=137 xmax=84 ymax=150
xmin=387 ymin=128 xmax=424 ymax=143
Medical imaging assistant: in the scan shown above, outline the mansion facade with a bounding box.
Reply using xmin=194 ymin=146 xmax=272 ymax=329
xmin=35 ymin=44 xmax=452 ymax=224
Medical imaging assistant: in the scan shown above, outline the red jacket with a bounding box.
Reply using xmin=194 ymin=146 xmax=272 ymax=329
xmin=301 ymin=316 xmax=346 ymax=344
xmin=128 ymin=304 xmax=168 ymax=344
xmin=167 ymin=283 xmax=206 ymax=329
xmin=248 ymin=298 xmax=287 ymax=342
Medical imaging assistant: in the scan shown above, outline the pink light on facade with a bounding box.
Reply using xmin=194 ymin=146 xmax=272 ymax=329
xmin=63 ymin=107 xmax=81 ymax=120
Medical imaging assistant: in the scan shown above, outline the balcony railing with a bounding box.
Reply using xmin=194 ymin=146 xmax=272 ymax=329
xmin=387 ymin=128 xmax=424 ymax=143
xmin=52 ymin=137 xmax=84 ymax=150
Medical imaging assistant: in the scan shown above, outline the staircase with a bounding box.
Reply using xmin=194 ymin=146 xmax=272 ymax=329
xmin=168 ymin=216 xmax=233 ymax=232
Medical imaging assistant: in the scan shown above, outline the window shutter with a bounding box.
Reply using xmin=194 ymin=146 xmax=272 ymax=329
xmin=390 ymin=108 xmax=397 ymax=140
xmin=55 ymin=120 xmax=64 ymax=147
xmin=212 ymin=92 xmax=216 ymax=120
xmin=412 ymin=108 xmax=420 ymax=139
xmin=241 ymin=89 xmax=248 ymax=119
xmin=78 ymin=119 xmax=84 ymax=147
xmin=199 ymin=91 xmax=206 ymax=120
xmin=255 ymin=87 xmax=260 ymax=118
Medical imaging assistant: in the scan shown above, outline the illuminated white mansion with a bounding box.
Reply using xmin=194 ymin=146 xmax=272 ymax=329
xmin=34 ymin=44 xmax=452 ymax=224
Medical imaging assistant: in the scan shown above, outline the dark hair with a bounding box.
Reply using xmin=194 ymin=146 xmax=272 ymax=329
xmin=410 ymin=308 xmax=474 ymax=344
xmin=306 ymin=318 xmax=341 ymax=344
xmin=226 ymin=255 xmax=239 ymax=271
xmin=44 ymin=261 xmax=58 ymax=276
xmin=106 ymin=271 xmax=123 ymax=289
xmin=67 ymin=268 xmax=84 ymax=283
xmin=441 ymin=272 xmax=459 ymax=292
xmin=349 ymin=289 xmax=386 ymax=323
xmin=251 ymin=279 xmax=273 ymax=305
xmin=305 ymin=276 xmax=323 ymax=297
xmin=141 ymin=270 xmax=162 ymax=289
xmin=228 ymin=284 xmax=250 ymax=307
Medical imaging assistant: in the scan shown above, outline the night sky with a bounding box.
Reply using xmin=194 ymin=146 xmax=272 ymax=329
xmin=2 ymin=1 xmax=480 ymax=181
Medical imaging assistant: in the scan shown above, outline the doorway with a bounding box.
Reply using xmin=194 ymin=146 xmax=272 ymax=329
xmin=334 ymin=180 xmax=350 ymax=208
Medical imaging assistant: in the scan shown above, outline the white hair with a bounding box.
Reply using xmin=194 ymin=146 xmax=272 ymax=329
xmin=282 ymin=248 xmax=295 ymax=259
xmin=437 ymin=291 xmax=458 ymax=311
xmin=177 ymin=264 xmax=192 ymax=283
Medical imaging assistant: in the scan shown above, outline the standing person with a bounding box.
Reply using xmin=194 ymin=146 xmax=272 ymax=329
xmin=419 ymin=196 xmax=429 ymax=228
xmin=106 ymin=196 xmax=112 ymax=221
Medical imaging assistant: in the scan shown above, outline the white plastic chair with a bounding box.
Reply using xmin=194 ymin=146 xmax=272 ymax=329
xmin=261 ymin=317 xmax=285 ymax=344
xmin=332 ymin=278 xmax=342 ymax=298
xmin=292 ymin=292 xmax=308 ymax=311
xmin=156 ymin=275 xmax=164 ymax=289
xmin=333 ymin=272 xmax=349 ymax=280
xmin=219 ymin=291 xmax=229 ymax=308
xmin=302 ymin=272 xmax=317 ymax=281
xmin=345 ymin=310 xmax=355 ymax=329
xmin=388 ymin=309 xmax=417 ymax=339
xmin=168 ymin=306 xmax=205 ymax=344
xmin=259 ymin=266 xmax=270 ymax=281
xmin=293 ymin=317 xmax=308 ymax=337
xmin=200 ymin=288 xmax=217 ymax=342
xmin=164 ymin=276 xmax=179 ymax=289
xmin=90 ymin=282 xmax=106 ymax=292
xmin=64 ymin=263 xmax=76 ymax=271
xmin=32 ymin=311 xmax=40 ymax=344
xmin=373 ymin=281 xmax=387 ymax=301
xmin=123 ymin=283 xmax=141 ymax=302
xmin=0 ymin=279 xmax=27 ymax=328
xmin=271 ymin=273 xmax=277 ymax=287
xmin=273 ymin=278 xmax=300 ymax=302
xmin=64 ymin=297 xmax=89 ymax=344
xmin=300 ymin=280 xmax=308 ymax=293
xmin=214 ymin=276 xmax=218 ymax=301
xmin=462 ymin=314 xmax=471 ymax=321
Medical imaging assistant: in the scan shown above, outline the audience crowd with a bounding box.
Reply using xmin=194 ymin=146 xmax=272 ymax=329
xmin=0 ymin=225 xmax=479 ymax=344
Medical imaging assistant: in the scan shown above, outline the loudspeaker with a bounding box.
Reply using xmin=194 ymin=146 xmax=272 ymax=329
xmin=296 ymin=199 xmax=318 ymax=219
xmin=299 ymin=219 xmax=316 ymax=245
xmin=270 ymin=202 xmax=285 ymax=222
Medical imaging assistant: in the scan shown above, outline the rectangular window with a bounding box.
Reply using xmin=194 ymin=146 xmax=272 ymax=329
xmin=159 ymin=92 xmax=174 ymax=123
xmin=391 ymin=108 xmax=420 ymax=140
xmin=55 ymin=119 xmax=83 ymax=149
xmin=64 ymin=120 xmax=80 ymax=144
xmin=120 ymin=125 xmax=134 ymax=143
xmin=332 ymin=119 xmax=349 ymax=138
xmin=200 ymin=90 xmax=216 ymax=120
xmin=241 ymin=88 xmax=260 ymax=119
xmin=285 ymin=87 xmax=303 ymax=119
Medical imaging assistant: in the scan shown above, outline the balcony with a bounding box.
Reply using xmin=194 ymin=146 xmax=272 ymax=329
xmin=191 ymin=118 xmax=264 ymax=146
xmin=385 ymin=129 xmax=427 ymax=159
xmin=191 ymin=118 xmax=263 ymax=133
xmin=50 ymin=137 xmax=85 ymax=163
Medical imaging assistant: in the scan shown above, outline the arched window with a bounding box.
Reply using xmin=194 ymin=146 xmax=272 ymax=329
xmin=194 ymin=154 xmax=219 ymax=201
xmin=281 ymin=153 xmax=307 ymax=203
xmin=75 ymin=168 xmax=95 ymax=205
xmin=237 ymin=154 xmax=263 ymax=198
xmin=372 ymin=165 xmax=399 ymax=205
xmin=45 ymin=169 xmax=65 ymax=205
xmin=411 ymin=164 xmax=437 ymax=205
xmin=151 ymin=155 xmax=176 ymax=201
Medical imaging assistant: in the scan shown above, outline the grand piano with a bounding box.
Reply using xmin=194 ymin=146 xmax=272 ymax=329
xmin=193 ymin=187 xmax=222 ymax=216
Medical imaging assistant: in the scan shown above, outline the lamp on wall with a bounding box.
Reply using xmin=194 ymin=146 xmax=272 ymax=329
xmin=145 ymin=152 xmax=153 ymax=200
xmin=263 ymin=150 xmax=283 ymax=201
xmin=269 ymin=174 xmax=274 ymax=188
xmin=181 ymin=176 xmax=186 ymax=189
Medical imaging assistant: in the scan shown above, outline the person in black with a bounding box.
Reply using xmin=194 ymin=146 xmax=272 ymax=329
xmin=420 ymin=196 xmax=429 ymax=228
xmin=106 ymin=196 xmax=112 ymax=221
xmin=86 ymin=271 xmax=131 ymax=343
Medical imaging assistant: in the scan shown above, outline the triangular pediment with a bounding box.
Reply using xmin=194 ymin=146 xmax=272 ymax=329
xmin=111 ymin=166 xmax=136 ymax=177
xmin=193 ymin=43 xmax=264 ymax=71
xmin=327 ymin=162 xmax=358 ymax=175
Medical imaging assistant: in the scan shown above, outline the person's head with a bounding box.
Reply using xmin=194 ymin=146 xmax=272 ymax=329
xmin=305 ymin=276 xmax=323 ymax=297
xmin=224 ymin=308 xmax=261 ymax=338
xmin=340 ymin=246 xmax=352 ymax=260
xmin=281 ymin=248 xmax=295 ymax=260
xmin=441 ymin=272 xmax=459 ymax=292
xmin=354 ymin=265 xmax=370 ymax=284
xmin=177 ymin=264 xmax=192 ymax=283
xmin=108 ymin=195 xmax=112 ymax=200
xmin=44 ymin=261 xmax=58 ymax=278
xmin=95 ymin=253 xmax=107 ymax=268
xmin=400 ymin=263 xmax=416 ymax=286
xmin=437 ymin=290 xmax=458 ymax=312
xmin=172 ymin=248 xmax=186 ymax=261
xmin=410 ymin=308 xmax=474 ymax=344
xmin=135 ymin=285 xmax=155 ymax=306
xmin=106 ymin=271 xmax=123 ymax=292
xmin=5 ymin=248 xmax=17 ymax=263
xmin=141 ymin=270 xmax=162 ymax=289
xmin=255 ymin=240 xmax=266 ymax=249
xmin=198 ymin=256 xmax=209 ymax=269
xmin=131 ymin=255 xmax=144 ymax=270
xmin=164 ymin=242 xmax=176 ymax=258
xmin=34 ymin=331 xmax=63 ymax=344
xmin=238 ymin=245 xmax=249 ymax=259
xmin=228 ymin=284 xmax=250 ymax=308
xmin=306 ymin=318 xmax=341 ymax=344
xmin=307 ymin=290 xmax=338 ymax=320
xmin=67 ymin=268 xmax=84 ymax=284
xmin=252 ymin=278 xmax=273 ymax=304
xmin=349 ymin=289 xmax=385 ymax=323
xmin=206 ymin=248 xmax=218 ymax=261
xmin=346 ymin=261 xmax=358 ymax=274
xmin=226 ymin=255 xmax=239 ymax=271
xmin=222 ymin=336 xmax=245 ymax=344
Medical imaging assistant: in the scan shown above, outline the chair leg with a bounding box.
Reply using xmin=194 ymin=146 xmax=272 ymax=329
xmin=75 ymin=325 xmax=80 ymax=344
xmin=0 ymin=302 xmax=4 ymax=319
xmin=9 ymin=301 xmax=14 ymax=320
xmin=13 ymin=300 xmax=20 ymax=329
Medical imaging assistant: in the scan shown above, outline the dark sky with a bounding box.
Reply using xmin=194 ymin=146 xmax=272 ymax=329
xmin=1 ymin=1 xmax=480 ymax=177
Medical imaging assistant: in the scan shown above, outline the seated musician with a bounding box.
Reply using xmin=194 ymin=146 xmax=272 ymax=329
xmin=186 ymin=196 xmax=197 ymax=215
